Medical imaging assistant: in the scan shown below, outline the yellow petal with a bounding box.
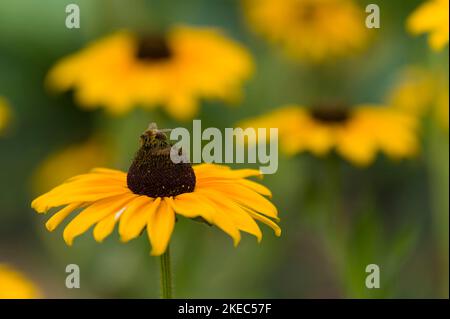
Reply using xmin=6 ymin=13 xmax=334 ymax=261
xmin=200 ymin=179 xmax=272 ymax=198
xmin=198 ymin=183 xmax=278 ymax=220
xmin=165 ymin=95 xmax=199 ymax=121
xmin=210 ymin=209 xmax=241 ymax=246
xmin=65 ymin=171 xmax=126 ymax=183
xmin=168 ymin=192 xmax=215 ymax=223
xmin=45 ymin=202 xmax=83 ymax=231
xmin=237 ymin=179 xmax=272 ymax=197
xmin=186 ymin=190 xmax=242 ymax=245
xmin=120 ymin=197 xmax=160 ymax=242
xmin=147 ymin=198 xmax=175 ymax=256
xmin=194 ymin=165 xmax=261 ymax=180
xmin=62 ymin=176 xmax=125 ymax=188
xmin=93 ymin=212 xmax=120 ymax=242
xmin=203 ymin=193 xmax=262 ymax=242
xmin=63 ymin=193 xmax=136 ymax=246
xmin=429 ymin=28 xmax=449 ymax=51
xmin=32 ymin=189 xmax=127 ymax=213
xmin=244 ymin=208 xmax=281 ymax=237
xmin=31 ymin=172 xmax=128 ymax=213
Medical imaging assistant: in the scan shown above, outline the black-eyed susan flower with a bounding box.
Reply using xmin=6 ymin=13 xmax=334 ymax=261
xmin=0 ymin=264 xmax=41 ymax=299
xmin=407 ymin=0 xmax=449 ymax=51
xmin=31 ymin=125 xmax=280 ymax=257
xmin=32 ymin=137 xmax=111 ymax=195
xmin=242 ymin=0 xmax=369 ymax=62
xmin=0 ymin=96 xmax=11 ymax=135
xmin=387 ymin=67 xmax=449 ymax=131
xmin=46 ymin=26 xmax=253 ymax=121
xmin=239 ymin=104 xmax=419 ymax=166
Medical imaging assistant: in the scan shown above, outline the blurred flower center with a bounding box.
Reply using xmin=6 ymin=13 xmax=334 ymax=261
xmin=297 ymin=2 xmax=320 ymax=23
xmin=310 ymin=104 xmax=351 ymax=123
xmin=135 ymin=35 xmax=172 ymax=61
xmin=127 ymin=128 xmax=196 ymax=198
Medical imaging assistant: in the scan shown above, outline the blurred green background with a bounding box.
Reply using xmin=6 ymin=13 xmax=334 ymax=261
xmin=0 ymin=0 xmax=448 ymax=298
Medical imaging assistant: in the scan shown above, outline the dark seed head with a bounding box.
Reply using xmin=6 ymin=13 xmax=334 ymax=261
xmin=127 ymin=124 xmax=195 ymax=198
xmin=310 ymin=103 xmax=351 ymax=124
xmin=135 ymin=35 xmax=172 ymax=61
xmin=298 ymin=2 xmax=319 ymax=22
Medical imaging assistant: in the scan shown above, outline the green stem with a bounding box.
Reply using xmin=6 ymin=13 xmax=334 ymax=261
xmin=160 ymin=245 xmax=173 ymax=299
xmin=426 ymin=121 xmax=449 ymax=298
xmin=323 ymin=157 xmax=349 ymax=293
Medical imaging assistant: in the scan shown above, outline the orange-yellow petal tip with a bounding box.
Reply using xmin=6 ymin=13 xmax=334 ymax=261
xmin=232 ymin=235 xmax=241 ymax=247
xmin=63 ymin=232 xmax=74 ymax=246
xmin=45 ymin=221 xmax=56 ymax=232
xmin=31 ymin=199 xmax=46 ymax=214
xmin=119 ymin=236 xmax=131 ymax=243
xmin=150 ymin=248 xmax=164 ymax=256
xmin=275 ymin=228 xmax=282 ymax=237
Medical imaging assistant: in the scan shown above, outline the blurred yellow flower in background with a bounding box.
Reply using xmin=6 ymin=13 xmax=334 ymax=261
xmin=407 ymin=0 xmax=449 ymax=51
xmin=46 ymin=26 xmax=253 ymax=121
xmin=0 ymin=264 xmax=41 ymax=299
xmin=388 ymin=67 xmax=449 ymax=130
xmin=31 ymin=138 xmax=111 ymax=195
xmin=31 ymin=127 xmax=280 ymax=256
xmin=242 ymin=0 xmax=369 ymax=62
xmin=240 ymin=104 xmax=419 ymax=166
xmin=0 ymin=96 xmax=11 ymax=135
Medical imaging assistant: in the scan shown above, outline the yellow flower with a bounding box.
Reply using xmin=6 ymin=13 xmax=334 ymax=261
xmin=407 ymin=0 xmax=449 ymax=51
xmin=31 ymin=126 xmax=280 ymax=256
xmin=46 ymin=26 xmax=253 ymax=121
xmin=0 ymin=97 xmax=11 ymax=135
xmin=239 ymin=104 xmax=419 ymax=166
xmin=32 ymin=138 xmax=111 ymax=195
xmin=0 ymin=264 xmax=41 ymax=299
xmin=388 ymin=67 xmax=449 ymax=130
xmin=242 ymin=0 xmax=369 ymax=62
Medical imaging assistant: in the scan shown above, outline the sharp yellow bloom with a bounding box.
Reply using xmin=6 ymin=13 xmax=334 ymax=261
xmin=32 ymin=138 xmax=111 ymax=195
xmin=242 ymin=0 xmax=369 ymax=62
xmin=388 ymin=67 xmax=449 ymax=130
xmin=0 ymin=96 xmax=11 ymax=135
xmin=31 ymin=126 xmax=280 ymax=256
xmin=46 ymin=26 xmax=253 ymax=121
xmin=0 ymin=264 xmax=41 ymax=299
xmin=240 ymin=105 xmax=419 ymax=166
xmin=407 ymin=0 xmax=449 ymax=51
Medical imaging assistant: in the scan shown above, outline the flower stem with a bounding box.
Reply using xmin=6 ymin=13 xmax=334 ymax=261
xmin=159 ymin=245 xmax=173 ymax=299
xmin=426 ymin=120 xmax=449 ymax=297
